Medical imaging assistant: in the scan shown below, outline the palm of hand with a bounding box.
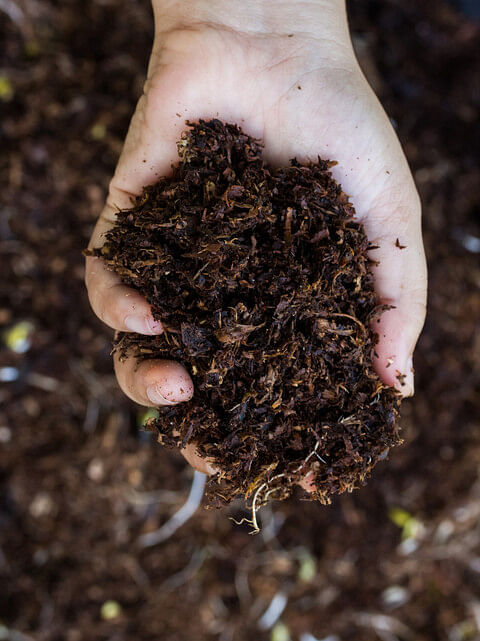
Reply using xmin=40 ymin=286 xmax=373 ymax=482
xmin=87 ymin=27 xmax=426 ymax=472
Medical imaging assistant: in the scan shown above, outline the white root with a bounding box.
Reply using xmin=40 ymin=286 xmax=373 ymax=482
xmin=0 ymin=0 xmax=24 ymax=26
xmin=137 ymin=470 xmax=206 ymax=547
xmin=241 ymin=439 xmax=326 ymax=535
xmin=257 ymin=591 xmax=288 ymax=630
xmin=249 ymin=473 xmax=288 ymax=534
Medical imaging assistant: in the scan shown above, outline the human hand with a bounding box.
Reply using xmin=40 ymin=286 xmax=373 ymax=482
xmin=85 ymin=0 xmax=427 ymax=474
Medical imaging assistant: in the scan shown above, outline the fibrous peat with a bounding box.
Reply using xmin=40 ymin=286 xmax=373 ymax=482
xmin=89 ymin=120 xmax=401 ymax=527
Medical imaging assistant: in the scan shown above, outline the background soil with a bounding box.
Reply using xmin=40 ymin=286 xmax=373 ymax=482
xmin=1 ymin=1 xmax=479 ymax=640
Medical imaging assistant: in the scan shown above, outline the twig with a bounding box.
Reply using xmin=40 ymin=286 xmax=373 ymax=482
xmin=471 ymin=602 xmax=480 ymax=633
xmin=329 ymin=312 xmax=366 ymax=334
xmin=0 ymin=628 xmax=36 ymax=641
xmin=137 ymin=471 xmax=206 ymax=547
xmin=27 ymin=372 xmax=61 ymax=392
xmin=260 ymin=504 xmax=285 ymax=544
xmin=303 ymin=440 xmax=327 ymax=465
xmin=234 ymin=562 xmax=252 ymax=607
xmin=257 ymin=591 xmax=288 ymax=630
xmin=229 ymin=516 xmax=255 ymax=527
xmin=0 ymin=0 xmax=24 ymax=26
xmin=83 ymin=398 xmax=99 ymax=433
xmin=250 ymin=481 xmax=268 ymax=534
xmin=161 ymin=547 xmax=208 ymax=590
xmin=250 ymin=472 xmax=291 ymax=533
xmin=125 ymin=486 xmax=182 ymax=506
xmin=243 ymin=443 xmax=325 ymax=534
xmin=192 ymin=261 xmax=211 ymax=281
xmin=355 ymin=613 xmax=413 ymax=640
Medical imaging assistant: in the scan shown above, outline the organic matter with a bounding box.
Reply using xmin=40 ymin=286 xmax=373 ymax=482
xmin=90 ymin=120 xmax=401 ymax=524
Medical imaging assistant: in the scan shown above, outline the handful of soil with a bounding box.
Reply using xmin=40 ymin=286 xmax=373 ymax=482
xmin=90 ymin=120 xmax=401 ymax=528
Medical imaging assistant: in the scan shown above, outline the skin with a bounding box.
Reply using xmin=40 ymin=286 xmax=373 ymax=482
xmin=85 ymin=0 xmax=427 ymax=475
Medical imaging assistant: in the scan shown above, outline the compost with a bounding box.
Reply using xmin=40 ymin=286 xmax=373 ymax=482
xmin=92 ymin=120 xmax=401 ymax=516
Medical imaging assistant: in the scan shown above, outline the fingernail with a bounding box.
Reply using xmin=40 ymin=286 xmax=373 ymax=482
xmin=125 ymin=315 xmax=162 ymax=335
xmin=205 ymin=461 xmax=219 ymax=475
xmin=146 ymin=384 xmax=177 ymax=406
xmin=147 ymin=317 xmax=163 ymax=334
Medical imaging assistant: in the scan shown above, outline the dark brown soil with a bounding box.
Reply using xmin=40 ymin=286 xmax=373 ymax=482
xmin=92 ymin=119 xmax=400 ymax=515
xmin=1 ymin=1 xmax=479 ymax=640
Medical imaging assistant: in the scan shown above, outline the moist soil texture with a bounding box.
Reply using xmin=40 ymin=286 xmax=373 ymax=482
xmin=92 ymin=119 xmax=401 ymax=514
xmin=1 ymin=1 xmax=479 ymax=640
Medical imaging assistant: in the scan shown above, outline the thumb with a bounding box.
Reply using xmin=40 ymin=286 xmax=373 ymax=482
xmin=85 ymin=90 xmax=183 ymax=331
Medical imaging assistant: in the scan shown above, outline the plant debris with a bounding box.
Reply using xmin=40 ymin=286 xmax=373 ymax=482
xmin=88 ymin=119 xmax=401 ymax=521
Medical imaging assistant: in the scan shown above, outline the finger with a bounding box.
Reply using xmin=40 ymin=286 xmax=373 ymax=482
xmin=262 ymin=76 xmax=427 ymax=396
xmin=85 ymin=81 xmax=182 ymax=332
xmin=114 ymin=351 xmax=217 ymax=474
xmin=114 ymin=354 xmax=194 ymax=406
xmin=181 ymin=443 xmax=218 ymax=475
xmin=86 ymin=208 xmax=163 ymax=334
xmin=363 ymin=187 xmax=427 ymax=396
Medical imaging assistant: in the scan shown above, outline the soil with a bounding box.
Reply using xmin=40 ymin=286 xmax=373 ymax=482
xmin=92 ymin=119 xmax=400 ymax=514
xmin=1 ymin=1 xmax=479 ymax=641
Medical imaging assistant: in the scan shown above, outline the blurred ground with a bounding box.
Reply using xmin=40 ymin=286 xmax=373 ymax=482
xmin=0 ymin=1 xmax=479 ymax=640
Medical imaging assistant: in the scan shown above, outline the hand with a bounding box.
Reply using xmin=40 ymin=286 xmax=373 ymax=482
xmin=85 ymin=0 xmax=427 ymax=474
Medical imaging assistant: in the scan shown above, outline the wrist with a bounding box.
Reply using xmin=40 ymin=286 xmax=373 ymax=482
xmin=152 ymin=0 xmax=349 ymax=44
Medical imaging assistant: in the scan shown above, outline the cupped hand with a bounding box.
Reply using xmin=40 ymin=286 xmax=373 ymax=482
xmin=85 ymin=2 xmax=427 ymax=474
